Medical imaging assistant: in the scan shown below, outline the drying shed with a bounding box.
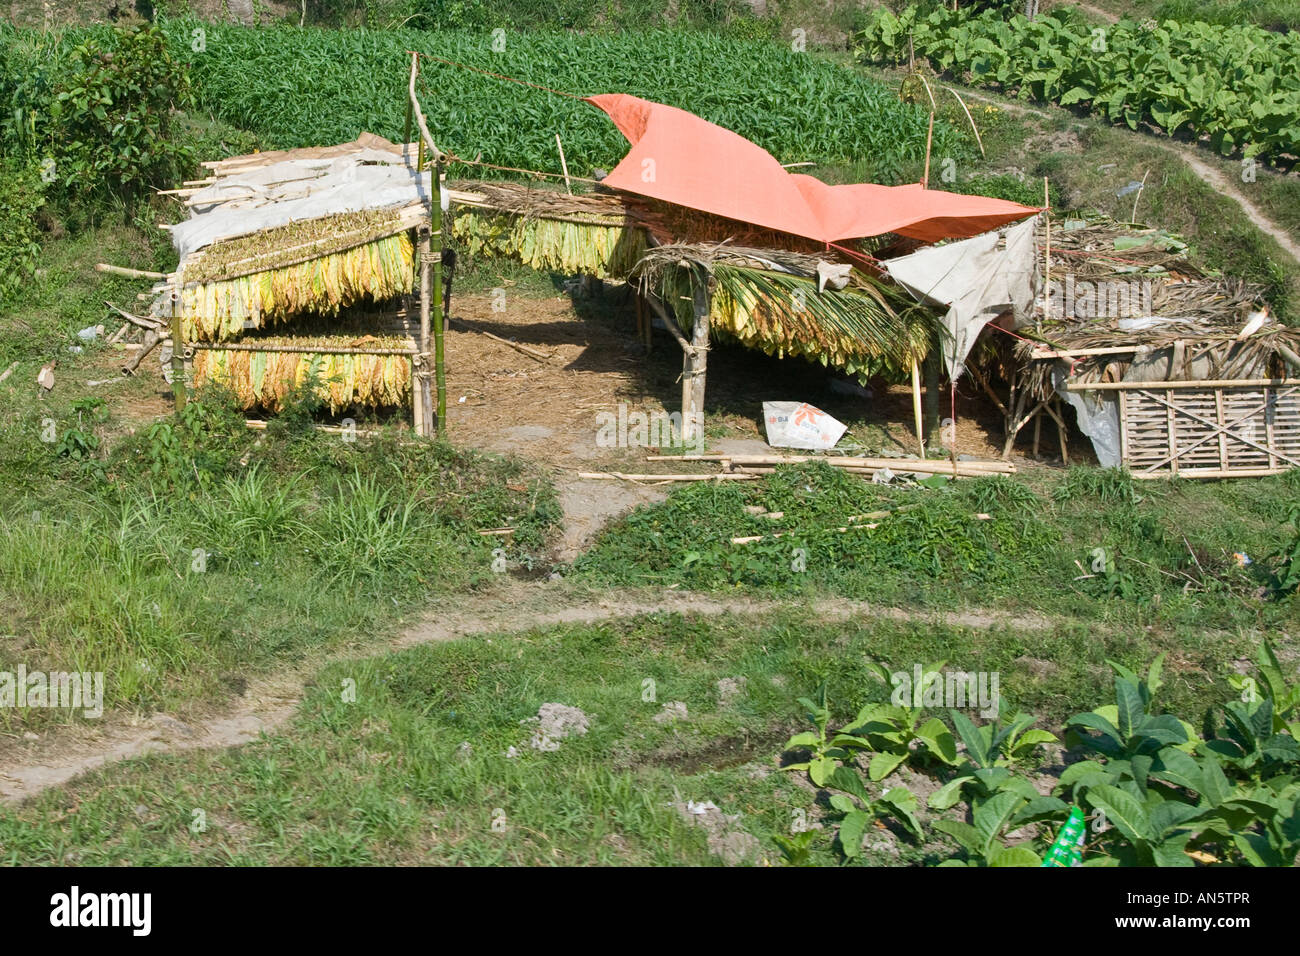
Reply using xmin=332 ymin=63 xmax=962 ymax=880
xmin=972 ymin=219 xmax=1300 ymax=477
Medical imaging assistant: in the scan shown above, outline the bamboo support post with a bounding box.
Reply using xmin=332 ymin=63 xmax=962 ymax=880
xmin=683 ymin=276 xmax=711 ymax=447
xmin=169 ymin=277 xmax=185 ymax=411
xmin=432 ymin=159 xmax=447 ymax=438
xmin=911 ymin=359 xmax=924 ymax=456
xmin=1040 ymin=180 xmax=1050 ymax=334
xmin=417 ymin=228 xmax=434 ymax=438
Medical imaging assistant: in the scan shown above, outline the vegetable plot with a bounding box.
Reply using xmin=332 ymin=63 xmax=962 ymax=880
xmin=856 ymin=7 xmax=1300 ymax=161
xmin=161 ymin=21 xmax=967 ymax=183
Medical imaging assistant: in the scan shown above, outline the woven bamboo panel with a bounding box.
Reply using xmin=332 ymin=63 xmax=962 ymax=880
xmin=1117 ymin=383 xmax=1300 ymax=477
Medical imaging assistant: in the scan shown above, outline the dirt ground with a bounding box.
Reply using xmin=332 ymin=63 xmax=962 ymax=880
xmin=106 ymin=280 xmax=1088 ymax=559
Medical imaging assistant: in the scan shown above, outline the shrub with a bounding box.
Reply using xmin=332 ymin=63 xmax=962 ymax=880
xmin=0 ymin=158 xmax=46 ymax=303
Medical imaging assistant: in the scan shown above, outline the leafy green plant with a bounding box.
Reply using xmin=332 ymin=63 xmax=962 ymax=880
xmin=1265 ymin=505 xmax=1300 ymax=598
xmin=155 ymin=19 xmax=967 ymax=186
xmin=928 ymin=709 xmax=1059 ymax=811
xmin=933 ymin=790 xmax=1058 ymax=866
xmin=858 ymin=7 xmax=1300 ymax=162
xmin=2 ymin=23 xmax=194 ymax=211
xmin=1228 ymin=638 xmax=1300 ymax=737
xmin=0 ymin=158 xmax=46 ymax=302
xmin=831 ymin=661 xmax=961 ymax=780
xmin=770 ymin=830 xmax=816 ymax=866
xmin=780 ymin=684 xmax=845 ymax=787
xmin=824 ymin=766 xmax=922 ymax=857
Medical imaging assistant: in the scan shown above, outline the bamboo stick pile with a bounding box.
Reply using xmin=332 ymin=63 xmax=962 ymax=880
xmin=646 ymin=453 xmax=1016 ymax=478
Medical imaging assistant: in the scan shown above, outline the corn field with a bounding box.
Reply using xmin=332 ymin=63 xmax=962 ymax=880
xmin=161 ymin=21 xmax=969 ymax=184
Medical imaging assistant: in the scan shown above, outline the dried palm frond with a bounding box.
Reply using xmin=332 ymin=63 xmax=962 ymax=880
xmin=634 ymin=244 xmax=937 ymax=382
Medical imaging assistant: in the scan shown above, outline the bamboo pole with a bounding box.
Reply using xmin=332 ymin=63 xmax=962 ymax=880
xmin=1066 ymin=378 xmax=1299 ymax=391
xmin=95 ymin=263 xmax=168 ymax=280
xmin=432 ymin=159 xmax=447 ymax=438
xmin=448 ymin=318 xmax=549 ymax=361
xmin=168 ymin=276 xmax=186 ymax=411
xmin=417 ymin=227 xmax=433 ymax=438
xmin=578 ymin=472 xmax=758 ymax=482
xmin=911 ymin=359 xmax=924 ymax=456
xmin=648 ymin=454 xmax=1016 ymax=474
xmin=922 ymin=111 xmax=934 ymax=187
xmin=1040 ymin=181 xmax=1050 ymax=334
xmin=189 ymin=343 xmax=418 ymax=356
xmin=555 ymin=133 xmax=572 ymax=194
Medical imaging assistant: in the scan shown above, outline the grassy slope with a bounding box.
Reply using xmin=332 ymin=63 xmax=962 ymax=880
xmin=0 ymin=225 xmax=561 ymax=731
xmin=0 ymin=608 xmax=1263 ymax=865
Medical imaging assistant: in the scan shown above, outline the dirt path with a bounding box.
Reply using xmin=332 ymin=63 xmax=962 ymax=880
xmin=949 ymin=89 xmax=1300 ymax=268
xmin=0 ymin=582 xmax=1050 ymax=803
xmin=1155 ymin=142 xmax=1300 ymax=267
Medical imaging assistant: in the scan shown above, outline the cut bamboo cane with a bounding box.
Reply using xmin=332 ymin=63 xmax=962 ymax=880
xmin=646 ymin=454 xmax=1015 ymax=474
xmin=244 ymin=419 xmax=384 ymax=437
xmin=95 ymin=263 xmax=168 ymax=280
xmin=448 ymin=318 xmax=549 ymax=360
xmin=578 ymin=472 xmax=758 ymax=482
xmin=555 ymin=133 xmax=572 ymax=194
xmin=104 ymin=300 xmax=164 ymax=331
xmin=0 ymin=362 xmax=17 ymax=383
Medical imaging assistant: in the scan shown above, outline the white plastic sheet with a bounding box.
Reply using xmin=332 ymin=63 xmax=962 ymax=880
xmin=884 ymin=218 xmax=1038 ymax=379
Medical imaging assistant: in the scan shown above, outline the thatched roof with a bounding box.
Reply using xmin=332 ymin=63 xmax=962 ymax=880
xmin=632 ymin=242 xmax=934 ymax=382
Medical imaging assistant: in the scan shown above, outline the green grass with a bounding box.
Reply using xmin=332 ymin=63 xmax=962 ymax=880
xmin=0 ymin=607 xmax=1266 ymax=865
xmin=0 ymin=402 xmax=560 ymax=731
xmin=571 ymin=461 xmax=1300 ymax=632
xmin=0 ymin=222 xmax=562 ymax=728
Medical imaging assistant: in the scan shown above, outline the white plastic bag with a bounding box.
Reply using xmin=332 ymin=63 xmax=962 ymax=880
xmin=762 ymin=401 xmax=847 ymax=450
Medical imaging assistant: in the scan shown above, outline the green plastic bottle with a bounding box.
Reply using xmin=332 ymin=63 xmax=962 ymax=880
xmin=1041 ymin=806 xmax=1087 ymax=867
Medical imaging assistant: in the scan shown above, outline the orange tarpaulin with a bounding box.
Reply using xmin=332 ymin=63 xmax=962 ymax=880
xmin=585 ymin=93 xmax=1039 ymax=245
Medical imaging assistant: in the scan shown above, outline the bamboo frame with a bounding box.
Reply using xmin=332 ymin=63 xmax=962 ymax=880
xmin=189 ymin=343 xmax=418 ymax=356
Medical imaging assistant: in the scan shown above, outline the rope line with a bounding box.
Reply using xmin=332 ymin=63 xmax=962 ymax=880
xmin=410 ymin=50 xmax=586 ymax=101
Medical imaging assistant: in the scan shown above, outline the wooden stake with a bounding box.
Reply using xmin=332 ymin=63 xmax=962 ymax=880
xmin=922 ymin=111 xmax=935 ymax=187
xmin=555 ymin=133 xmax=572 ymax=195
